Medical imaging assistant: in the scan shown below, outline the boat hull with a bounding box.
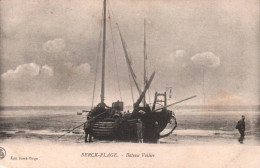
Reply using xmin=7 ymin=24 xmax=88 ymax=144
xmin=89 ymin=109 xmax=175 ymax=142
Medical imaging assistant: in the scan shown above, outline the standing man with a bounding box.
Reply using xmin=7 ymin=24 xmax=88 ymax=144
xmin=84 ymin=116 xmax=93 ymax=143
xmin=136 ymin=119 xmax=143 ymax=143
xmin=154 ymin=121 xmax=161 ymax=143
xmin=236 ymin=115 xmax=245 ymax=143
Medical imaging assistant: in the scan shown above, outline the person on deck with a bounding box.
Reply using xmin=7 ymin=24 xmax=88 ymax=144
xmin=236 ymin=115 xmax=245 ymax=144
xmin=145 ymin=104 xmax=151 ymax=113
xmin=136 ymin=119 xmax=143 ymax=143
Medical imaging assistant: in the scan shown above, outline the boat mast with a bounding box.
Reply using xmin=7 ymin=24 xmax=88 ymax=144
xmin=143 ymin=19 xmax=147 ymax=106
xmin=101 ymin=0 xmax=107 ymax=104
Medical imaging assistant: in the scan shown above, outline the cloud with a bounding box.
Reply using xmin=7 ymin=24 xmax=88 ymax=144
xmin=42 ymin=38 xmax=66 ymax=53
xmin=41 ymin=65 xmax=54 ymax=76
xmin=1 ymin=63 xmax=53 ymax=80
xmin=175 ymin=50 xmax=189 ymax=68
xmin=191 ymin=52 xmax=220 ymax=68
xmin=64 ymin=62 xmax=91 ymax=76
xmin=162 ymin=50 xmax=187 ymax=64
xmin=2 ymin=63 xmax=40 ymax=79
xmin=74 ymin=63 xmax=91 ymax=76
xmin=175 ymin=50 xmax=186 ymax=59
xmin=207 ymin=90 xmax=244 ymax=105
xmin=182 ymin=63 xmax=188 ymax=68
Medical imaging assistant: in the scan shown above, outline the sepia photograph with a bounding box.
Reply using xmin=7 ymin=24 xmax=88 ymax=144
xmin=0 ymin=0 xmax=259 ymax=167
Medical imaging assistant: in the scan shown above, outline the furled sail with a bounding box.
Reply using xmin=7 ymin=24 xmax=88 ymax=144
xmin=116 ymin=24 xmax=142 ymax=96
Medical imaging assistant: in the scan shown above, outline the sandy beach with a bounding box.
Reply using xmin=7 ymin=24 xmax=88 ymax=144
xmin=1 ymin=107 xmax=259 ymax=145
xmin=1 ymin=107 xmax=260 ymax=168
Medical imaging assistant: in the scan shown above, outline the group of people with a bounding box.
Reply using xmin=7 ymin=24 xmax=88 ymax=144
xmin=84 ymin=117 xmax=161 ymax=143
xmin=84 ymin=102 xmax=246 ymax=144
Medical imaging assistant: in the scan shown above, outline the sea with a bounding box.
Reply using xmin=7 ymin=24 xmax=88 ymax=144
xmin=0 ymin=105 xmax=259 ymax=145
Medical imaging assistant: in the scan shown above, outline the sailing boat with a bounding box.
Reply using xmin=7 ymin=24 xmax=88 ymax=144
xmin=84 ymin=0 xmax=194 ymax=143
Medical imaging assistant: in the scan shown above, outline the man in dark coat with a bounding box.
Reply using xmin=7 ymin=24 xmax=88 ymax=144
xmin=84 ymin=117 xmax=93 ymax=143
xmin=236 ymin=115 xmax=245 ymax=143
xmin=154 ymin=121 xmax=161 ymax=143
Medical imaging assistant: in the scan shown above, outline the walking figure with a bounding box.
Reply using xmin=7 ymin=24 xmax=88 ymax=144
xmin=236 ymin=115 xmax=245 ymax=144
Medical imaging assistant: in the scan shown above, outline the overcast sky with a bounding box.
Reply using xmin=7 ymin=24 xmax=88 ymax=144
xmin=0 ymin=0 xmax=259 ymax=106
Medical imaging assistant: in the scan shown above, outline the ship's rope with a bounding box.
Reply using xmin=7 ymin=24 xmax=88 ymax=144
xmin=128 ymin=68 xmax=135 ymax=105
xmin=91 ymin=5 xmax=104 ymax=109
xmin=108 ymin=5 xmax=122 ymax=101
xmin=144 ymin=20 xmax=151 ymax=104
xmin=108 ymin=0 xmax=135 ymax=104
xmin=147 ymin=80 xmax=151 ymax=104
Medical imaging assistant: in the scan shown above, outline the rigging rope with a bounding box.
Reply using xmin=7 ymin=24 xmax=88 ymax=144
xmin=128 ymin=68 xmax=135 ymax=105
xmin=108 ymin=5 xmax=122 ymax=101
xmin=108 ymin=0 xmax=136 ymax=105
xmin=108 ymin=0 xmax=145 ymax=105
xmin=91 ymin=5 xmax=104 ymax=109
xmin=147 ymin=77 xmax=151 ymax=104
xmin=144 ymin=20 xmax=152 ymax=104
